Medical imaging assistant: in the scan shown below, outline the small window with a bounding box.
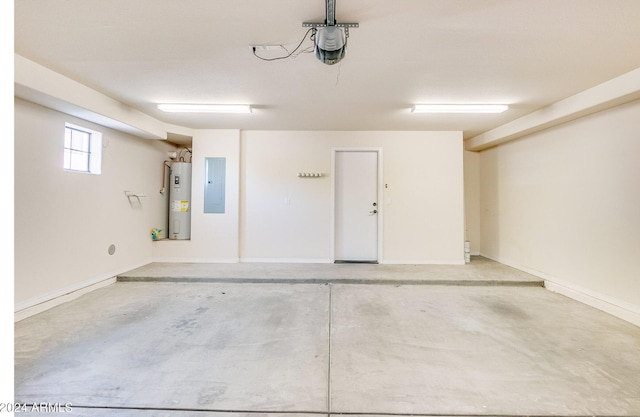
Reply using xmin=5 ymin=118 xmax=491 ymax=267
xmin=64 ymin=123 xmax=102 ymax=174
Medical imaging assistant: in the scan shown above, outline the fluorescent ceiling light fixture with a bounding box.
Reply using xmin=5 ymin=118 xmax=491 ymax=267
xmin=157 ymin=104 xmax=252 ymax=113
xmin=412 ymin=104 xmax=508 ymax=113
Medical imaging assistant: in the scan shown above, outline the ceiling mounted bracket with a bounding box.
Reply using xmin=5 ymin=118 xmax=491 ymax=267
xmin=303 ymin=22 xmax=357 ymax=38
xmin=303 ymin=0 xmax=358 ymax=28
xmin=302 ymin=22 xmax=359 ymax=28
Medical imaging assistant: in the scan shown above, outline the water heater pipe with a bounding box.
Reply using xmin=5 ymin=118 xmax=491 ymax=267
xmin=160 ymin=160 xmax=171 ymax=194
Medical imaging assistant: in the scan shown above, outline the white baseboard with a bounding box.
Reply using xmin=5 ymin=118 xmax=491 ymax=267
xmin=15 ymin=277 xmax=115 ymax=322
xmin=152 ymin=257 xmax=240 ymax=263
xmin=14 ymin=261 xmax=149 ymax=322
xmin=241 ymin=258 xmax=467 ymax=265
xmin=381 ymin=259 xmax=466 ymax=265
xmin=240 ymin=258 xmax=333 ymax=264
xmin=544 ymin=279 xmax=640 ymax=327
xmin=480 ymin=252 xmax=640 ymax=327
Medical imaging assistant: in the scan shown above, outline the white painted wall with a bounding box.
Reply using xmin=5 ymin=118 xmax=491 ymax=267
xmin=463 ymin=151 xmax=481 ymax=255
xmin=152 ymin=130 xmax=241 ymax=262
xmin=240 ymin=131 xmax=465 ymax=264
xmin=480 ymin=99 xmax=640 ymax=321
xmin=14 ymin=98 xmax=176 ymax=315
xmin=153 ymin=129 xmax=465 ymax=264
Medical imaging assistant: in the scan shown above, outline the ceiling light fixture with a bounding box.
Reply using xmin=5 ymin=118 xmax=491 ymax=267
xmin=412 ymin=104 xmax=509 ymax=114
xmin=157 ymin=104 xmax=252 ymax=113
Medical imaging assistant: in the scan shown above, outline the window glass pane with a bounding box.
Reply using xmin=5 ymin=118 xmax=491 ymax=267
xmin=70 ymin=130 xmax=79 ymax=150
xmin=69 ymin=150 xmax=89 ymax=171
xmin=70 ymin=130 xmax=90 ymax=152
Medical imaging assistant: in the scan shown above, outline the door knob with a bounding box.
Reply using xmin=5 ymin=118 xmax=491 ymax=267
xmin=369 ymin=209 xmax=377 ymax=215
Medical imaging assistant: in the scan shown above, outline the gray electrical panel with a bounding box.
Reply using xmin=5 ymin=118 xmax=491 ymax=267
xmin=204 ymin=157 xmax=226 ymax=213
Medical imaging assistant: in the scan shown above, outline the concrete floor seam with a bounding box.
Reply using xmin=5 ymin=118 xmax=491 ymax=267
xmin=328 ymin=283 xmax=333 ymax=414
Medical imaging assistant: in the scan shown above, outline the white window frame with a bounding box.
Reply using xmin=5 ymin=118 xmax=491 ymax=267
xmin=64 ymin=123 xmax=102 ymax=175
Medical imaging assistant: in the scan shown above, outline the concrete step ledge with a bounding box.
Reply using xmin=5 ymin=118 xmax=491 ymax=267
xmin=116 ymin=276 xmax=544 ymax=287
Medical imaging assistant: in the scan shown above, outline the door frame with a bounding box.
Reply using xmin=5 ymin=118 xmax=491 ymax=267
xmin=331 ymin=147 xmax=384 ymax=263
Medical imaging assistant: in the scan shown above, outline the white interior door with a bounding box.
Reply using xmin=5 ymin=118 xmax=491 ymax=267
xmin=334 ymin=150 xmax=378 ymax=262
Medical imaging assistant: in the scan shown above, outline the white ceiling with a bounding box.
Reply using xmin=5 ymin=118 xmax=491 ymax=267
xmin=14 ymin=0 xmax=640 ymax=142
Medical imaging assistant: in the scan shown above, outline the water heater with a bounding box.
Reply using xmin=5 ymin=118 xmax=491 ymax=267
xmin=169 ymin=162 xmax=192 ymax=240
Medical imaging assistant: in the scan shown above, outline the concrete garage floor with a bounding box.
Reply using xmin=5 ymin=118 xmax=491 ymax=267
xmin=14 ymin=258 xmax=640 ymax=416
